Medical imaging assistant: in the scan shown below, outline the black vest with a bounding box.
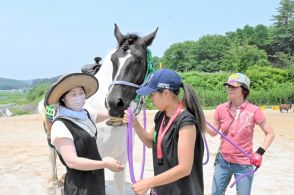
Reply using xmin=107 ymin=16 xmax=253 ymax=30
xmin=55 ymin=118 xmax=105 ymax=195
xmin=152 ymin=111 xmax=204 ymax=195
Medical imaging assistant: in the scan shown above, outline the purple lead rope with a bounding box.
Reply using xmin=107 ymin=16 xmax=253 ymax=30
xmin=127 ymin=107 xmax=146 ymax=184
xmin=141 ymin=109 xmax=147 ymax=179
xmin=229 ymin=168 xmax=258 ymax=188
xmin=206 ymin=121 xmax=259 ymax=188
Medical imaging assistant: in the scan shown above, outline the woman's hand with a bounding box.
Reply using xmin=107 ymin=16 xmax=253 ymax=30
xmin=123 ymin=110 xmax=140 ymax=129
xmin=123 ymin=109 xmax=154 ymax=148
xmin=103 ymin=157 xmax=125 ymax=172
xmin=132 ymin=179 xmax=152 ymax=195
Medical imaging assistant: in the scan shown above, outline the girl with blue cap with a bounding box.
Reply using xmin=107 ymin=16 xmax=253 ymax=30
xmin=123 ymin=69 xmax=206 ymax=195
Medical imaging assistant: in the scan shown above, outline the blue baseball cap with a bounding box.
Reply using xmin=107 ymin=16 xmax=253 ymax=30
xmin=136 ymin=69 xmax=182 ymax=96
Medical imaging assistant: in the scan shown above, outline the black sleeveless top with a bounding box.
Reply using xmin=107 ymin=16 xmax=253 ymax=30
xmin=54 ymin=117 xmax=105 ymax=195
xmin=152 ymin=111 xmax=204 ymax=195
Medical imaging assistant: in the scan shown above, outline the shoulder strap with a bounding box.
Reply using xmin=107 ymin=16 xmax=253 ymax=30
xmin=84 ymin=109 xmax=98 ymax=138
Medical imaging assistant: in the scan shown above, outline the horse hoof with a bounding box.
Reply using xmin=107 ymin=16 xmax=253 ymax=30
xmin=57 ymin=174 xmax=65 ymax=187
xmin=47 ymin=185 xmax=57 ymax=195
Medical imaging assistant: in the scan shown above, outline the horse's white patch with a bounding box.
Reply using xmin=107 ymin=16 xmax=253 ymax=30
xmin=116 ymin=50 xmax=132 ymax=80
xmin=85 ymin=49 xmax=117 ymax=113
xmin=108 ymin=50 xmax=132 ymax=93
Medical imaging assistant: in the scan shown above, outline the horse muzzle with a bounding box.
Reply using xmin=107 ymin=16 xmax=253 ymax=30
xmin=106 ymin=117 xmax=125 ymax=127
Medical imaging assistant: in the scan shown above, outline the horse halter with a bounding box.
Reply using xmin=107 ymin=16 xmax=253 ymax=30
xmin=108 ymin=49 xmax=155 ymax=115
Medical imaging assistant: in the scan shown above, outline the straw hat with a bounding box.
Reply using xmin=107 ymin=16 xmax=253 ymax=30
xmin=45 ymin=73 xmax=99 ymax=105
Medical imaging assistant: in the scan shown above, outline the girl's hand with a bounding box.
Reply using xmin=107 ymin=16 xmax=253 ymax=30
xmin=123 ymin=110 xmax=140 ymax=129
xmin=103 ymin=157 xmax=125 ymax=172
xmin=132 ymin=179 xmax=152 ymax=195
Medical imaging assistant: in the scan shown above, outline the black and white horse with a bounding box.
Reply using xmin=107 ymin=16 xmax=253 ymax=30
xmin=85 ymin=24 xmax=157 ymax=194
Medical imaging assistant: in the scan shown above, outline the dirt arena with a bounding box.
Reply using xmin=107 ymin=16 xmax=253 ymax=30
xmin=0 ymin=109 xmax=293 ymax=195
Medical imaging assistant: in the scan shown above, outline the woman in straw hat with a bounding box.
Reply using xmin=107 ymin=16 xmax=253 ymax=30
xmin=46 ymin=73 xmax=124 ymax=195
xmin=206 ymin=73 xmax=275 ymax=195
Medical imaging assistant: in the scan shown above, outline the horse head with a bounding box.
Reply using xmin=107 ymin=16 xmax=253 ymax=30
xmin=105 ymin=24 xmax=158 ymax=118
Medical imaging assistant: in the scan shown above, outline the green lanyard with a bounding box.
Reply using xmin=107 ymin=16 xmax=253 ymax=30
xmin=134 ymin=49 xmax=155 ymax=101
xmin=145 ymin=49 xmax=155 ymax=80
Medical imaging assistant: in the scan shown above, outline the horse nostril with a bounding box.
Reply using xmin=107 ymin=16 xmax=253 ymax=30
xmin=116 ymin=98 xmax=124 ymax=108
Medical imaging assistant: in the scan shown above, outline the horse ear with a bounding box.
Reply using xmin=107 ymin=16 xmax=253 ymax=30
xmin=143 ymin=27 xmax=158 ymax=46
xmin=114 ymin=23 xmax=124 ymax=45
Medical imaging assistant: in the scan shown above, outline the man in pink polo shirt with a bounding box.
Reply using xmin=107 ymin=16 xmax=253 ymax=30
xmin=207 ymin=73 xmax=275 ymax=195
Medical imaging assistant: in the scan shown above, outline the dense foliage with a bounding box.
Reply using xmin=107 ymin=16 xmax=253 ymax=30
xmin=179 ymin=68 xmax=294 ymax=107
xmin=26 ymin=83 xmax=52 ymax=102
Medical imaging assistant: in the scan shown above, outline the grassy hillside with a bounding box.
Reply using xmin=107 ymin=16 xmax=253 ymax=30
xmin=0 ymin=91 xmax=28 ymax=105
xmin=0 ymin=80 xmax=55 ymax=116
xmin=0 ymin=76 xmax=59 ymax=90
xmin=0 ymin=78 xmax=28 ymax=90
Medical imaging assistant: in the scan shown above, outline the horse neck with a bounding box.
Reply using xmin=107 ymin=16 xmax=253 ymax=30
xmin=85 ymin=49 xmax=117 ymax=111
xmin=96 ymin=49 xmax=117 ymax=96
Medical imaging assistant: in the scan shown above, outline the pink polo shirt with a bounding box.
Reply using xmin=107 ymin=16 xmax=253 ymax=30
xmin=214 ymin=101 xmax=265 ymax=165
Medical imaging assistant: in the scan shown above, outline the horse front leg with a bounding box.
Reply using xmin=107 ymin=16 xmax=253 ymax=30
xmin=113 ymin=151 xmax=127 ymax=195
xmin=96 ymin=124 xmax=128 ymax=195
xmin=47 ymin=144 xmax=58 ymax=194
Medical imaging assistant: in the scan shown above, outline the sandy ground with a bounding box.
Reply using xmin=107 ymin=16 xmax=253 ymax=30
xmin=0 ymin=109 xmax=293 ymax=195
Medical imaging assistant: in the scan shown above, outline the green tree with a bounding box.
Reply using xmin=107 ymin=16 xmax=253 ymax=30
xmin=271 ymin=0 xmax=294 ymax=55
xmin=192 ymin=35 xmax=231 ymax=72
xmin=246 ymin=65 xmax=291 ymax=89
xmin=226 ymin=25 xmax=272 ymax=54
xmin=161 ymin=41 xmax=196 ymax=72
xmin=26 ymin=83 xmax=51 ymax=102
xmin=270 ymin=51 xmax=294 ymax=68
xmin=161 ymin=35 xmax=230 ymax=72
xmin=151 ymin=56 xmax=161 ymax=70
xmin=220 ymin=44 xmax=269 ymax=72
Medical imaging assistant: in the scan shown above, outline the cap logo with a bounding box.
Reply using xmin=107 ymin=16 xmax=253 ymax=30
xmin=157 ymin=83 xmax=170 ymax=89
xmin=230 ymin=73 xmax=240 ymax=79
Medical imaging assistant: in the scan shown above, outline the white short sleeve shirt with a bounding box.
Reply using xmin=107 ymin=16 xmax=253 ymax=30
xmin=50 ymin=120 xmax=73 ymax=146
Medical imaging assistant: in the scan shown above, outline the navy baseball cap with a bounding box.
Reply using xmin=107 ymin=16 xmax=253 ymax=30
xmin=136 ymin=69 xmax=182 ymax=96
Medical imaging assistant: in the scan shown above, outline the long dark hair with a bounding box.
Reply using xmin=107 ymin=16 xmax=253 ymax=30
xmin=182 ymin=83 xmax=205 ymax=133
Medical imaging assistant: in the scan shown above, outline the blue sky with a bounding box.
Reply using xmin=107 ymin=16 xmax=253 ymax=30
xmin=0 ymin=0 xmax=280 ymax=80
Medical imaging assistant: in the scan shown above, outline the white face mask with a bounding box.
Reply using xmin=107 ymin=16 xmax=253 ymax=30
xmin=64 ymin=87 xmax=86 ymax=111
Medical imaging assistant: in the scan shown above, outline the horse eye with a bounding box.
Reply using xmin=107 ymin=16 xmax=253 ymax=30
xmin=128 ymin=39 xmax=134 ymax=45
xmin=123 ymin=45 xmax=129 ymax=51
xmin=137 ymin=58 xmax=144 ymax=64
